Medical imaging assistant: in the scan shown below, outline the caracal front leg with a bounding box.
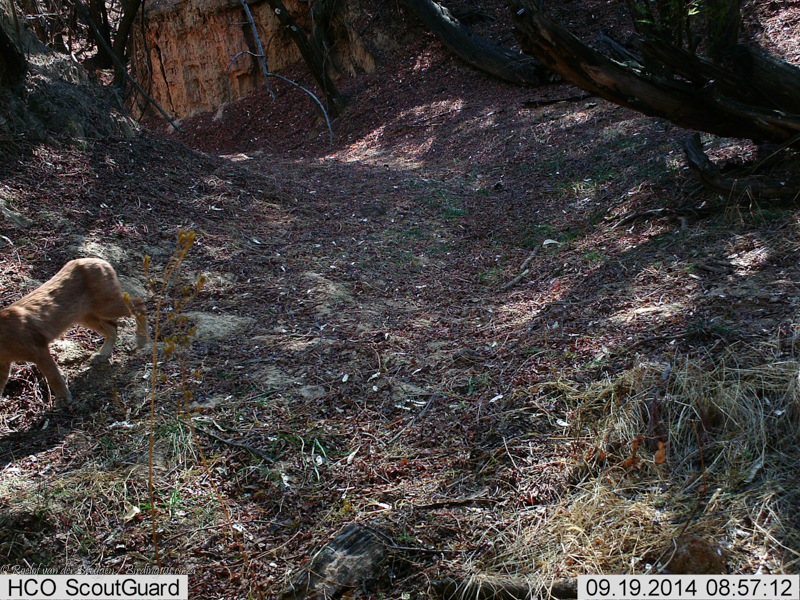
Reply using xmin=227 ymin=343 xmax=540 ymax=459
xmin=0 ymin=361 xmax=10 ymax=397
xmin=133 ymin=312 xmax=150 ymax=350
xmin=128 ymin=298 xmax=151 ymax=349
xmin=31 ymin=349 xmax=73 ymax=403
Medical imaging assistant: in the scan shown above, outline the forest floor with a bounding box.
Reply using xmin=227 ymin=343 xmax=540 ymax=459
xmin=1 ymin=0 xmax=799 ymax=597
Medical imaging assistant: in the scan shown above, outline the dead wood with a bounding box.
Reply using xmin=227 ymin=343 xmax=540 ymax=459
xmin=722 ymin=45 xmax=800 ymax=115
xmin=592 ymin=30 xmax=641 ymax=65
xmin=630 ymin=37 xmax=800 ymax=117
xmin=508 ymin=0 xmax=800 ymax=147
xmin=502 ymin=247 xmax=539 ymax=290
xmin=629 ymin=35 xmax=747 ymax=96
xmin=432 ymin=575 xmax=578 ymax=600
xmin=502 ymin=268 xmax=530 ymax=290
xmin=181 ymin=418 xmax=275 ymax=464
xmin=521 ymin=93 xmax=593 ymax=108
xmin=401 ymin=0 xmax=550 ymax=87
xmin=280 ymin=524 xmax=386 ymax=600
xmin=681 ymin=133 xmax=800 ymax=200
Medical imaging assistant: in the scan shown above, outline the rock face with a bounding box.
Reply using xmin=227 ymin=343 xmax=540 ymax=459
xmin=131 ymin=0 xmax=377 ymax=119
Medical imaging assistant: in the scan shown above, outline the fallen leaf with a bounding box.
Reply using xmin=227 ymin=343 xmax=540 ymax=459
xmin=654 ymin=441 xmax=667 ymax=464
xmin=621 ymin=455 xmax=641 ymax=468
xmin=123 ymin=504 xmax=141 ymax=522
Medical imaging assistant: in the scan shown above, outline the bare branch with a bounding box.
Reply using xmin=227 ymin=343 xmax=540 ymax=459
xmin=239 ymin=0 xmax=274 ymax=100
xmin=226 ymin=52 xmax=334 ymax=148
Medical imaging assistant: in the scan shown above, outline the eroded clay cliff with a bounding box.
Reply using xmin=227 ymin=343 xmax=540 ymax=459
xmin=131 ymin=0 xmax=380 ymax=120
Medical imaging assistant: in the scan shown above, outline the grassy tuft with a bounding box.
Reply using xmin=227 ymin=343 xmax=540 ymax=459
xmin=482 ymin=353 xmax=800 ymax=580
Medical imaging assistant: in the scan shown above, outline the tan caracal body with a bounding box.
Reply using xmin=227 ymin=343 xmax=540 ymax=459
xmin=0 ymin=258 xmax=149 ymax=403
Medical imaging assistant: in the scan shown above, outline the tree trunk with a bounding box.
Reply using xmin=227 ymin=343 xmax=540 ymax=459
xmin=87 ymin=0 xmax=114 ymax=68
xmin=0 ymin=26 xmax=26 ymax=85
xmin=310 ymin=0 xmax=336 ymax=73
xmin=707 ymin=0 xmax=742 ymax=58
xmin=112 ymin=0 xmax=143 ymax=87
xmin=402 ymin=0 xmax=549 ymax=87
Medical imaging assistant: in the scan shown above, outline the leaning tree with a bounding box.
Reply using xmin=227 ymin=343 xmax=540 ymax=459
xmin=509 ymin=0 xmax=800 ymax=147
xmin=403 ymin=0 xmax=800 ymax=199
xmin=508 ymin=0 xmax=800 ymax=199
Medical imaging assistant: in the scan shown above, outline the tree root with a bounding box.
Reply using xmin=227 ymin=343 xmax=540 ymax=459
xmin=681 ymin=133 xmax=800 ymax=201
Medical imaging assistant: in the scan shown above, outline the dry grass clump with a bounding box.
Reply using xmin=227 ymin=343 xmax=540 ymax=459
xmin=487 ymin=351 xmax=800 ymax=580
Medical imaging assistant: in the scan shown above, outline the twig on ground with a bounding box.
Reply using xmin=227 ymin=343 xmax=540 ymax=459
xmin=415 ymin=497 xmax=498 ymax=510
xmin=624 ymin=331 xmax=692 ymax=352
xmin=502 ymin=247 xmax=539 ymax=290
xmin=180 ymin=417 xmax=275 ymax=463
xmin=521 ymin=93 xmax=594 ymax=108
xmin=694 ymin=262 xmax=731 ymax=274
xmin=616 ymin=207 xmax=683 ymax=227
xmin=385 ymin=395 xmax=437 ymax=446
xmin=502 ymin=268 xmax=529 ymax=290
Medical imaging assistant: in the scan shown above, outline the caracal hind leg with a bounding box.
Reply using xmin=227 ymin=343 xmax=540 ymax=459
xmin=0 ymin=361 xmax=10 ymax=397
xmin=81 ymin=316 xmax=119 ymax=364
xmin=31 ymin=349 xmax=72 ymax=403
